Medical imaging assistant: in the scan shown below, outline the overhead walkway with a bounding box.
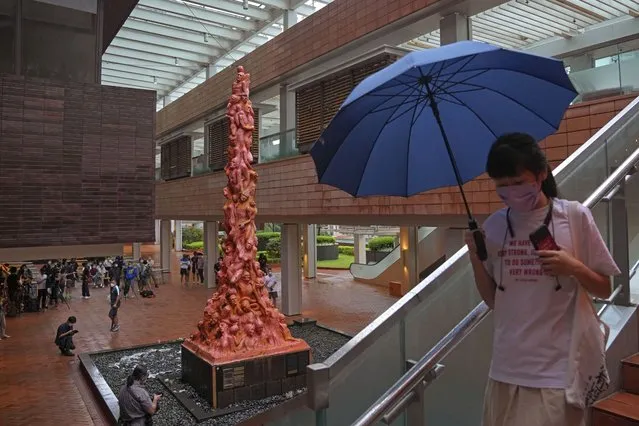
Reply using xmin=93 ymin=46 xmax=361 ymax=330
xmin=266 ymin=96 xmax=639 ymax=425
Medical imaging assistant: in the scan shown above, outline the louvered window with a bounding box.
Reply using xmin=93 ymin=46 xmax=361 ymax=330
xmin=207 ymin=109 xmax=260 ymax=171
xmin=160 ymin=135 xmax=191 ymax=180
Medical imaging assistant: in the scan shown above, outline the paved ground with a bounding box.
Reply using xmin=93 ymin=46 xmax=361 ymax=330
xmin=0 ymin=244 xmax=397 ymax=425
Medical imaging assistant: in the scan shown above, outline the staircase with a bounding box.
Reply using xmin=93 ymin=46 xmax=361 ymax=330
xmin=593 ymin=354 xmax=639 ymax=425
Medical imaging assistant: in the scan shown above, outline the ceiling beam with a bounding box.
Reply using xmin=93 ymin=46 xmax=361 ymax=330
xmin=525 ymin=15 xmax=639 ymax=58
xmin=138 ymin=0 xmax=258 ymax=32
xmin=110 ymin=38 xmax=213 ymax=64
xmin=102 ymin=53 xmax=198 ymax=77
xmin=102 ymin=69 xmax=183 ymax=86
xmin=102 ymin=62 xmax=189 ymax=80
xmin=123 ymin=18 xmax=234 ymax=50
xmin=129 ymin=8 xmax=244 ymax=41
xmin=116 ymin=28 xmax=223 ymax=57
xmin=186 ymin=0 xmax=271 ymax=21
xmin=104 ymin=46 xmax=204 ymax=68
xmin=102 ymin=77 xmax=170 ymax=92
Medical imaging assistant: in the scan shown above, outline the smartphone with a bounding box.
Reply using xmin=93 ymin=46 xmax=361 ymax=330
xmin=529 ymin=225 xmax=560 ymax=251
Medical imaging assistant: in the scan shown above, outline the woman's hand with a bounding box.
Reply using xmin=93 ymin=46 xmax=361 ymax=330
xmin=464 ymin=229 xmax=485 ymax=261
xmin=536 ymin=250 xmax=582 ymax=276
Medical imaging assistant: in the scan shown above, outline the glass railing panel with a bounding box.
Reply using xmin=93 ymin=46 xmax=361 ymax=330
xmin=569 ymin=53 xmax=639 ymax=104
xmin=259 ymin=129 xmax=299 ymax=163
xmin=554 ymin=97 xmax=639 ymax=203
xmin=404 ymin=256 xmax=482 ymax=360
xmin=420 ymin=311 xmax=493 ymax=426
xmin=322 ymin=322 xmax=405 ymax=426
xmin=192 ymin=154 xmax=210 ymax=176
xmin=265 ymin=406 xmax=316 ymax=426
xmin=624 ymin=171 xmax=639 ymax=302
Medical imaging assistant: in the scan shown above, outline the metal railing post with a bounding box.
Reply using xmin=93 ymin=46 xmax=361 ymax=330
xmin=610 ymin=182 xmax=631 ymax=306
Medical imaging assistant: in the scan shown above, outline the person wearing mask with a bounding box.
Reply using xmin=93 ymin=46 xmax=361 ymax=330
xmin=465 ymin=133 xmax=620 ymax=426
xmin=55 ymin=316 xmax=78 ymax=356
xmin=6 ymin=267 xmax=20 ymax=315
xmin=179 ymin=254 xmax=190 ymax=287
xmin=112 ymin=257 xmax=123 ymax=289
xmin=118 ymin=365 xmax=161 ymax=426
xmin=124 ymin=262 xmax=138 ymax=297
xmin=0 ymin=280 xmax=9 ymax=339
xmin=81 ymin=262 xmax=91 ymax=299
xmin=196 ymin=253 xmax=205 ymax=285
xmin=109 ymin=281 xmax=121 ymax=332
xmin=36 ymin=272 xmax=48 ymax=312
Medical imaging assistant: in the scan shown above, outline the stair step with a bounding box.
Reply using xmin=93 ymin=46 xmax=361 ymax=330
xmin=623 ymin=354 xmax=639 ymax=395
xmin=593 ymin=392 xmax=639 ymax=425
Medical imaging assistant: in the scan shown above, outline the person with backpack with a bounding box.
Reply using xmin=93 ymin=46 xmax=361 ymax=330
xmin=124 ymin=262 xmax=138 ymax=298
xmin=465 ymin=133 xmax=620 ymax=426
xmin=179 ymin=254 xmax=190 ymax=287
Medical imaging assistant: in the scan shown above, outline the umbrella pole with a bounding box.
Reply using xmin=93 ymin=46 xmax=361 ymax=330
xmin=425 ymin=87 xmax=488 ymax=261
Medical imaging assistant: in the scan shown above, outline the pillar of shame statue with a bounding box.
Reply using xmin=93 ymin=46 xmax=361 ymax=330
xmin=182 ymin=66 xmax=310 ymax=366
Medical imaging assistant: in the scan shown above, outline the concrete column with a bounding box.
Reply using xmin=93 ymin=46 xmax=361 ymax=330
xmin=132 ymin=242 xmax=141 ymax=261
xmin=440 ymin=13 xmax=471 ymax=45
xmin=175 ymin=220 xmax=183 ymax=252
xmin=354 ymin=234 xmax=367 ymax=264
xmin=279 ymin=84 xmax=296 ymax=156
xmin=160 ymin=220 xmax=172 ymax=272
xmin=566 ymin=54 xmax=595 ymax=72
xmin=283 ymin=9 xmax=297 ymax=29
xmin=204 ymin=221 xmax=219 ymax=289
xmin=400 ymin=227 xmax=419 ymax=293
xmin=281 ymin=223 xmax=302 ymax=316
xmin=154 ymin=219 xmax=161 ymax=245
xmin=303 ymin=224 xmax=317 ymax=279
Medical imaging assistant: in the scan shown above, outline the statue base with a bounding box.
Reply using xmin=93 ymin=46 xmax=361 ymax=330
xmin=181 ymin=339 xmax=311 ymax=409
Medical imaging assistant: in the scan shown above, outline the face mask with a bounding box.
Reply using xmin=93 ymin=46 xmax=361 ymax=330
xmin=496 ymin=182 xmax=541 ymax=212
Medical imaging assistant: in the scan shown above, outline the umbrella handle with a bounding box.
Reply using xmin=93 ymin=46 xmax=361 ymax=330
xmin=469 ymin=220 xmax=488 ymax=261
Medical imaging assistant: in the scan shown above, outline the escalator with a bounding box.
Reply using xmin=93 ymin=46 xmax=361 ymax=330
xmin=266 ymin=95 xmax=639 ymax=426
xmin=349 ymin=227 xmax=460 ymax=286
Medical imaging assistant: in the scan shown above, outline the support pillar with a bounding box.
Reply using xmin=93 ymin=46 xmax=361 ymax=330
xmin=132 ymin=242 xmax=141 ymax=261
xmin=154 ymin=219 xmax=161 ymax=245
xmin=303 ymin=224 xmax=317 ymax=279
xmin=440 ymin=12 xmax=471 ymax=45
xmin=283 ymin=9 xmax=297 ymax=29
xmin=281 ymin=223 xmax=302 ymax=316
xmin=400 ymin=227 xmax=419 ymax=294
xmin=354 ymin=233 xmax=367 ymax=264
xmin=204 ymin=221 xmax=219 ymax=289
xmin=161 ymin=220 xmax=171 ymax=272
xmin=175 ymin=220 xmax=183 ymax=252
xmin=279 ymin=84 xmax=296 ymax=156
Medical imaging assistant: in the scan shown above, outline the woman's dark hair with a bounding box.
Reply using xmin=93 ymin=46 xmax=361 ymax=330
xmin=486 ymin=132 xmax=558 ymax=198
xmin=9 ymin=266 xmax=16 ymax=274
xmin=127 ymin=365 xmax=148 ymax=387
xmin=68 ymin=316 xmax=77 ymax=323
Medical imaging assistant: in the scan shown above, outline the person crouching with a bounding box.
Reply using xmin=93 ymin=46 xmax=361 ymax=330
xmin=55 ymin=316 xmax=78 ymax=356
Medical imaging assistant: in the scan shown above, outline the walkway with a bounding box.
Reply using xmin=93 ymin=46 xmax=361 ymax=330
xmin=0 ymin=244 xmax=397 ymax=425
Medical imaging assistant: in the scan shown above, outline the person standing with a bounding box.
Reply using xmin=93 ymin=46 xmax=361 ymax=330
xmin=109 ymin=281 xmax=121 ymax=332
xmin=466 ymin=133 xmax=619 ymax=426
xmin=81 ymin=262 xmax=91 ymax=299
xmin=196 ymin=253 xmax=205 ymax=285
xmin=0 ymin=281 xmax=9 ymax=339
xmin=179 ymin=254 xmax=190 ymax=287
xmin=55 ymin=316 xmax=77 ymax=356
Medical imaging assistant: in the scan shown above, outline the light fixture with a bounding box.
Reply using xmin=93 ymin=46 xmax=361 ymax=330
xmin=243 ymin=0 xmax=248 ymax=9
xmin=153 ymin=76 xmax=158 ymax=85
xmin=174 ymin=57 xmax=178 ymax=65
xmin=204 ymin=33 xmax=208 ymax=42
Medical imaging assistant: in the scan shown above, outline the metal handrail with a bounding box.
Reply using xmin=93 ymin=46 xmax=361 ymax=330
xmin=305 ymin=95 xmax=639 ymax=414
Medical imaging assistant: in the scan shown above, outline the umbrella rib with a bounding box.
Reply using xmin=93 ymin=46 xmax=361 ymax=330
xmin=385 ymin=92 xmax=430 ymax=126
xmin=434 ymin=69 xmax=489 ymax=95
xmin=434 ymin=67 xmax=577 ymax=96
xmin=428 ymin=55 xmax=480 ymax=96
xmin=353 ymin=88 xmax=419 ymax=196
xmin=435 ymin=86 xmax=499 ymax=141
xmin=442 ymin=80 xmax=560 ymax=130
xmin=405 ymin=86 xmax=423 ymax=198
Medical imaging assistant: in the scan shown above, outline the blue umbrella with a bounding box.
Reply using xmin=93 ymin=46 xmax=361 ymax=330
xmin=310 ymin=40 xmax=577 ymax=260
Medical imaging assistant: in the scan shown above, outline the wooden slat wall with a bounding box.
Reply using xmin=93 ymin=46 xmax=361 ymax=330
xmin=161 ymin=135 xmax=192 ymax=181
xmin=207 ymin=109 xmax=260 ymax=171
xmin=296 ymin=54 xmax=399 ymax=148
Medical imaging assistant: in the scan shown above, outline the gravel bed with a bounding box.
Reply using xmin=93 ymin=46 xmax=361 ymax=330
xmin=90 ymin=324 xmax=351 ymax=425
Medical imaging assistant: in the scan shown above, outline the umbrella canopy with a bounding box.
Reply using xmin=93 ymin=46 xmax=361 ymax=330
xmin=310 ymin=41 xmax=577 ymax=198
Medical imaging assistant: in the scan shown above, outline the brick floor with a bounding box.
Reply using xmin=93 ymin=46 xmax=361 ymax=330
xmin=0 ymin=244 xmax=397 ymax=425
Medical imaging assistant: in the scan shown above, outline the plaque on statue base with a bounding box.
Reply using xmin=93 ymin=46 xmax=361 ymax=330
xmin=181 ymin=341 xmax=311 ymax=409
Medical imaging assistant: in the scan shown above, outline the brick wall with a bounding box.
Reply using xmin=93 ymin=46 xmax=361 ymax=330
xmin=155 ymin=95 xmax=636 ymax=225
xmin=0 ymin=74 xmax=156 ymax=248
xmin=156 ymin=0 xmax=442 ymax=138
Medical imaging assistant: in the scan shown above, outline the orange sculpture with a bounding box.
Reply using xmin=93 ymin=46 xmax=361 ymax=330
xmin=183 ymin=66 xmax=309 ymax=364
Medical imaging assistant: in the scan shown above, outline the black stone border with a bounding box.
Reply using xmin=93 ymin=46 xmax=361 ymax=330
xmin=78 ymin=322 xmax=353 ymax=425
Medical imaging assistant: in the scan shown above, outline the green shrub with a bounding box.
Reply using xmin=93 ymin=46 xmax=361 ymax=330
xmin=256 ymin=231 xmax=280 ymax=251
xmin=338 ymin=245 xmax=354 ymax=256
xmin=182 ymin=226 xmax=203 ymax=245
xmin=367 ymin=236 xmax=396 ymax=251
xmin=316 ymin=235 xmax=337 ymax=245
xmin=266 ymin=236 xmax=281 ymax=259
xmin=185 ymin=241 xmax=204 ymax=250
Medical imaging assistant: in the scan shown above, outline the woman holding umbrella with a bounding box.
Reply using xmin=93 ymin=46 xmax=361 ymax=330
xmin=466 ymin=133 xmax=619 ymax=426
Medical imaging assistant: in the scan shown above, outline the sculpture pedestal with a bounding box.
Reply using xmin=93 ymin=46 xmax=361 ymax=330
xmin=181 ymin=340 xmax=311 ymax=409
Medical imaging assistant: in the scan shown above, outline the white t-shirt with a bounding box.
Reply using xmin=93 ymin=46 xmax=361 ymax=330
xmin=482 ymin=198 xmax=619 ymax=389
